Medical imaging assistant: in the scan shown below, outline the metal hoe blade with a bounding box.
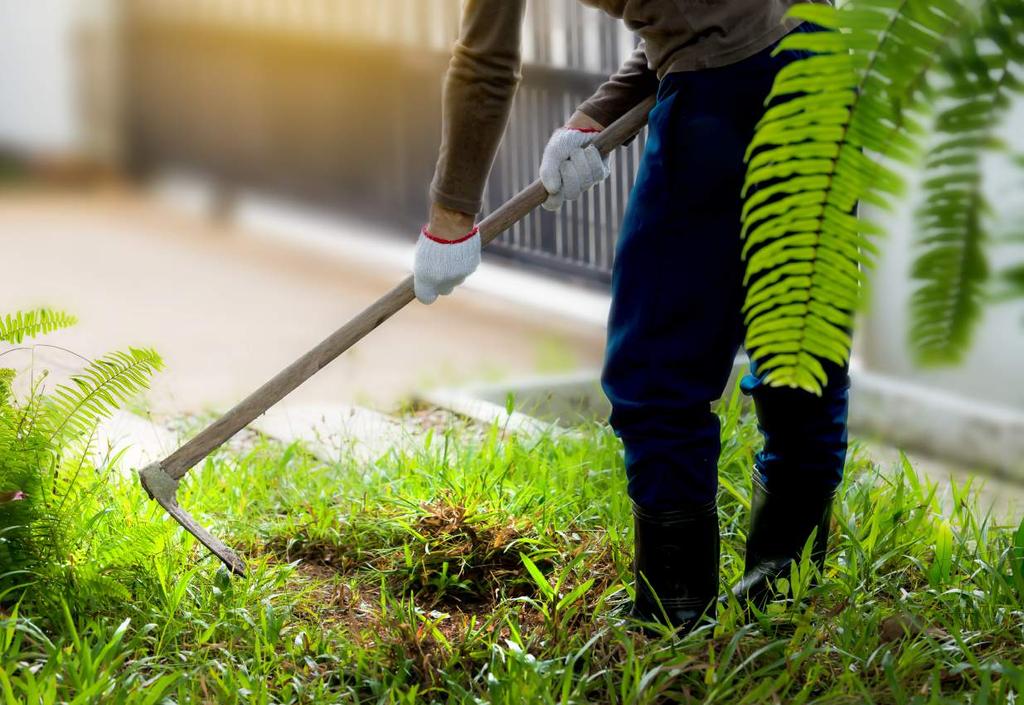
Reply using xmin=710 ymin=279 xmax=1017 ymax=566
xmin=137 ymin=96 xmax=656 ymax=577
xmin=139 ymin=462 xmax=246 ymax=575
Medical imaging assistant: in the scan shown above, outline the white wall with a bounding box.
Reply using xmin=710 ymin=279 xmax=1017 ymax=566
xmin=862 ymin=98 xmax=1024 ymax=411
xmin=0 ymin=0 xmax=79 ymax=154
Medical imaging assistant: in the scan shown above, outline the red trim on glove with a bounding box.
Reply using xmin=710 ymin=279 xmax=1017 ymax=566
xmin=421 ymin=224 xmax=479 ymax=245
xmin=568 ymin=127 xmax=602 ymax=134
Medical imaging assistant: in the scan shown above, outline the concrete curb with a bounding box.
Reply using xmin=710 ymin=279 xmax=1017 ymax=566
xmin=416 ymin=389 xmax=555 ymax=438
xmin=418 ymin=361 xmax=1024 ymax=479
xmin=849 ymin=363 xmax=1024 ymax=479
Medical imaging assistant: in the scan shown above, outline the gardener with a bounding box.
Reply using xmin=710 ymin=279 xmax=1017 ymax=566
xmin=413 ymin=0 xmax=849 ymax=634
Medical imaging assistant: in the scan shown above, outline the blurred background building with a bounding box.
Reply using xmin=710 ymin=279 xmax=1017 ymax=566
xmin=1 ymin=0 xmax=1021 ymax=477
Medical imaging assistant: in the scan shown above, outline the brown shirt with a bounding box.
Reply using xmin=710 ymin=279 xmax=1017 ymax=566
xmin=431 ymin=0 xmax=816 ymax=215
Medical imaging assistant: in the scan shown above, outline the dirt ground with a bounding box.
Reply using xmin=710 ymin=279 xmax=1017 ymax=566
xmin=0 ymin=186 xmax=605 ymax=415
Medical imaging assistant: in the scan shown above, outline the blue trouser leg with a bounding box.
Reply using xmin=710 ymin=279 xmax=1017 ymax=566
xmin=741 ymin=358 xmax=850 ymax=495
xmin=602 ymin=26 xmax=849 ymax=512
xmin=602 ymin=71 xmax=749 ymax=510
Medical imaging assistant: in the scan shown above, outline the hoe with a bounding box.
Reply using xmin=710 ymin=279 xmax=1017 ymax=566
xmin=139 ymin=96 xmax=655 ymax=576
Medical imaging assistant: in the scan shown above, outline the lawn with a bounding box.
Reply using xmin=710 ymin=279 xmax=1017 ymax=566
xmin=2 ymin=386 xmax=1023 ymax=704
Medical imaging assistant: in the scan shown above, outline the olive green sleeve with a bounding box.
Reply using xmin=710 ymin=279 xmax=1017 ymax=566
xmin=429 ymin=0 xmax=527 ymax=216
xmin=577 ymin=42 xmax=659 ymax=128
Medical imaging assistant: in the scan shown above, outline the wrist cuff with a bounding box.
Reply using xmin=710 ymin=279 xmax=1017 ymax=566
xmin=421 ymin=224 xmax=479 ymax=245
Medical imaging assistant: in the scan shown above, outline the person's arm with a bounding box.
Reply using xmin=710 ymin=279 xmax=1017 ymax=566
xmin=414 ymin=0 xmax=525 ymax=304
xmin=576 ymin=42 xmax=658 ymax=129
xmin=427 ymin=0 xmax=526 ymax=239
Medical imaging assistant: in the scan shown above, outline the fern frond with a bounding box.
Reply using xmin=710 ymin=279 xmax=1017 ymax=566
xmin=741 ymin=0 xmax=973 ymax=393
xmin=0 ymin=369 xmax=14 ymax=407
xmin=92 ymin=520 xmax=166 ymax=569
xmin=46 ymin=348 xmax=164 ymax=442
xmin=1001 ymin=262 xmax=1024 ymax=302
xmin=909 ymin=0 xmax=1024 ymax=363
xmin=0 ymin=309 xmax=77 ymax=344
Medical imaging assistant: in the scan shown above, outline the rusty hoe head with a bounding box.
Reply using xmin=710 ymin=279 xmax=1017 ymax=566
xmin=139 ymin=462 xmax=246 ymax=576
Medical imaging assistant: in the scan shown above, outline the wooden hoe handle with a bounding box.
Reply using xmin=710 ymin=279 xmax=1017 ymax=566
xmin=159 ymin=96 xmax=656 ymax=482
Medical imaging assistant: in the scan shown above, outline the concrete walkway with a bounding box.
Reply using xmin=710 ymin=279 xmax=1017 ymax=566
xmin=0 ymin=187 xmax=605 ymax=415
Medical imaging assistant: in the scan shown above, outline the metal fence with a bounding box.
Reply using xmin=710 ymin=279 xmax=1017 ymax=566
xmin=124 ymin=0 xmax=647 ymax=285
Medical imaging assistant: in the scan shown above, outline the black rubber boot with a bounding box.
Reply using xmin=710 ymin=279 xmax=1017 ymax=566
xmin=628 ymin=500 xmax=719 ymax=635
xmin=730 ymin=471 xmax=835 ymax=610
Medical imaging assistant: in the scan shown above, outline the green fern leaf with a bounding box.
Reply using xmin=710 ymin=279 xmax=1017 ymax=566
xmin=46 ymin=347 xmax=164 ymax=442
xmin=1000 ymin=263 xmax=1024 ymax=304
xmin=0 ymin=309 xmax=77 ymax=344
xmin=741 ymin=0 xmax=973 ymax=394
xmin=910 ymin=0 xmax=1024 ymax=364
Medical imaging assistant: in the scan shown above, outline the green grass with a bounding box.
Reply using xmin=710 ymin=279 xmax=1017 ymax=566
xmin=2 ymin=391 xmax=1023 ymax=704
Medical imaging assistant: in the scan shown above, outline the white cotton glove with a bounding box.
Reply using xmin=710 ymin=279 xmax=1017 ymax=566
xmin=413 ymin=226 xmax=481 ymax=304
xmin=540 ymin=127 xmax=611 ymax=211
